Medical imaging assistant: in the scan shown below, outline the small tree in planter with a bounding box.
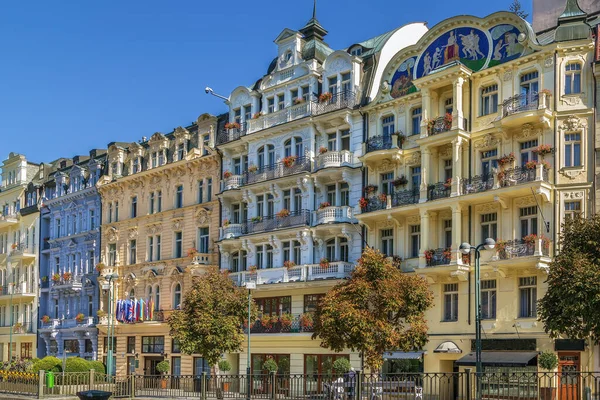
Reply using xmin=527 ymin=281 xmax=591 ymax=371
xmin=218 ymin=359 xmax=232 ymax=396
xmin=263 ymin=358 xmax=278 ymax=374
xmin=333 ymin=358 xmax=351 ymax=374
xmin=156 ymin=360 xmax=170 ymax=388
xmin=538 ymin=351 xmax=559 ymax=400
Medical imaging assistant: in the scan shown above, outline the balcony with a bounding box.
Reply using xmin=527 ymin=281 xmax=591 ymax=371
xmin=219 ymin=210 xmax=311 ymax=240
xmin=499 ymin=166 xmax=540 ymax=186
xmin=494 ymin=238 xmax=551 ymax=261
xmin=51 ymin=275 xmax=83 ymax=292
xmin=248 ymin=101 xmax=313 ymax=134
xmin=247 ymin=313 xmax=314 ymax=334
xmin=360 ymin=189 xmax=419 ymax=214
xmin=246 ymin=156 xmax=311 ymax=186
xmin=425 ymin=248 xmax=452 ymax=267
xmin=9 ymin=243 xmax=36 ymax=259
xmin=216 ymin=123 xmax=248 ymax=145
xmin=0 ymin=321 xmax=34 ymax=335
xmin=221 ymin=174 xmax=245 ymax=192
xmin=461 ymin=175 xmax=494 ymax=195
xmin=312 ymin=90 xmax=357 ymax=116
xmin=0 ymin=283 xmax=36 ymax=298
xmin=315 ymin=206 xmax=354 ymax=225
xmin=314 ymin=150 xmax=354 ymax=170
xmin=228 ymin=261 xmax=355 ymax=286
xmin=191 ymin=253 xmax=214 ymax=266
xmin=366 ymin=135 xmax=393 ymax=153
xmin=427 ymin=182 xmax=451 ymax=201
xmin=427 ymin=116 xmax=452 ymax=135
xmin=496 ymin=92 xmax=551 ymax=128
xmin=58 ymin=316 xmax=96 ymax=329
xmin=362 ymin=134 xmax=403 ymax=167
xmin=0 ymin=213 xmax=18 ymax=228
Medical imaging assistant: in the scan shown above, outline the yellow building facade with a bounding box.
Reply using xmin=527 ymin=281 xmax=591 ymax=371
xmin=96 ymin=114 xmax=221 ymax=376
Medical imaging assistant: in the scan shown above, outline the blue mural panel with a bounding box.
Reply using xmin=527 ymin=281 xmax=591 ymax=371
xmin=390 ymin=57 xmax=417 ymax=99
xmin=489 ymin=24 xmax=525 ymax=66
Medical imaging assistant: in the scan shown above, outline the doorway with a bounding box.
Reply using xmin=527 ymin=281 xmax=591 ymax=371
xmin=558 ymin=352 xmax=580 ymax=400
xmin=144 ymin=356 xmax=164 ymax=376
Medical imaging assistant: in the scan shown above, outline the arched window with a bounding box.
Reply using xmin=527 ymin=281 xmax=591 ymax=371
xmin=284 ymin=137 xmax=304 ymax=157
xmin=173 ymin=283 xmax=182 ymax=309
xmin=257 ymin=145 xmax=274 ymax=168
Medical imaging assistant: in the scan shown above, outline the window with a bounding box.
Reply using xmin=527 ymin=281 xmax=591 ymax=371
xmin=172 ymin=357 xmax=181 ymax=377
xmin=148 ymin=237 xmax=154 ymax=262
xmin=444 ymin=97 xmax=453 ymax=115
xmin=207 ymin=178 xmax=212 ymax=201
xmin=443 ymin=283 xmax=459 ymax=322
xmin=481 ymin=84 xmax=499 ymax=116
xmin=158 ymin=151 xmax=165 ymax=166
xmin=88 ymin=295 xmax=93 ymax=316
xmin=175 ymin=185 xmax=183 ymax=209
xmin=197 ymin=181 xmax=204 ymax=204
xmin=56 ymin=218 xmax=62 ymax=237
xmin=328 ymin=75 xmax=338 ymax=95
xmin=411 ymin=166 xmax=421 ymax=189
xmin=565 ymin=62 xmax=581 ymax=95
xmin=520 ymin=71 xmax=539 ymax=98
xmin=327 ymin=185 xmax=336 ymax=206
xmin=177 ymin=143 xmax=185 ymax=161
xmin=255 ymin=296 xmax=291 ymax=316
xmin=131 ymin=196 xmax=137 ymax=218
xmin=89 ymin=209 xmax=96 ymax=230
xmin=341 ymin=72 xmax=352 ymax=95
xmin=520 ymin=206 xmax=538 ymax=237
xmin=197 ymin=227 xmax=209 ymax=253
xmin=115 ymin=201 xmax=119 ymax=222
xmin=481 ymin=213 xmax=498 ymax=240
xmin=267 ymin=97 xmax=275 ymax=113
xmin=277 ymin=93 xmax=285 ymax=110
xmin=174 ymin=232 xmax=182 ymax=258
xmin=519 ymin=277 xmax=537 ymax=318
xmin=350 ymin=46 xmax=363 ymax=56
xmin=172 ymin=339 xmax=181 ymax=353
xmin=234 ymin=108 xmax=241 ymax=124
xmin=381 ymin=172 xmax=394 ymax=195
xmin=565 ymin=201 xmax=581 ymax=220
xmin=173 ymin=283 xmax=182 ymax=309
xmin=481 ymin=149 xmax=498 ymax=177
xmin=243 ymin=105 xmax=252 ymax=122
xmin=301 ymin=86 xmax=310 ymax=102
xmin=141 ymin=336 xmax=165 ymax=353
xmin=444 ymin=159 xmax=453 ymax=182
xmin=381 ymin=229 xmax=394 ymax=257
xmin=382 ymin=115 xmax=395 ymax=137
xmin=443 ymin=220 xmax=452 ymax=249
xmin=129 ymin=240 xmax=137 ymax=265
xmin=127 ymin=336 xmax=136 ymax=354
xmin=411 ymin=107 xmax=422 ymax=135
xmin=340 ymin=182 xmax=349 ymax=206
xmin=156 ymin=235 xmax=161 ymax=260
xmin=410 ymin=225 xmax=420 ymax=258
xmin=293 ymin=188 xmax=302 ymax=213
xmin=202 ymin=134 xmax=210 ymax=156
xmin=20 ymin=343 xmax=32 ymax=359
xmin=149 ymin=192 xmax=155 ymax=214
xmin=282 ymin=190 xmax=291 ymax=211
xmin=564 ymin=133 xmax=581 ymax=167
xmin=304 ymin=294 xmax=325 ymax=313
xmin=520 ymin=140 xmax=538 ymax=167
xmin=132 ymin=157 xmax=140 ymax=174
xmin=108 ymin=244 xmax=116 ymax=267
xmin=156 ymin=191 xmax=162 ymax=212
xmin=481 ymin=280 xmax=497 ymax=320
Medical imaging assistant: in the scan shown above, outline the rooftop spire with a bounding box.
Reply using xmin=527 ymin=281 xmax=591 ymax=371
xmin=313 ymin=0 xmax=317 ymax=20
xmin=300 ymin=0 xmax=328 ymax=41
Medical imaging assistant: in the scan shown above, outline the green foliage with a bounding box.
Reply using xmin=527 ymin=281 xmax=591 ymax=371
xmin=156 ymin=360 xmax=170 ymax=374
xmin=262 ymin=358 xmax=278 ymax=373
xmin=218 ymin=360 xmax=232 ymax=372
xmin=89 ymin=360 xmax=105 ymax=374
xmin=332 ymin=358 xmax=351 ymax=373
xmin=313 ymin=247 xmax=434 ymax=371
xmin=167 ymin=267 xmax=257 ymax=368
xmin=509 ymin=0 xmax=529 ymax=19
xmin=31 ymin=356 xmax=62 ymax=373
xmin=538 ymin=215 xmax=600 ymax=342
xmin=65 ymin=357 xmax=92 ymax=372
xmin=538 ymin=351 xmax=559 ymax=371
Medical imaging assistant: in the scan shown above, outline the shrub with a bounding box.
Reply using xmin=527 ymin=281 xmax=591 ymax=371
xmin=32 ymin=356 xmax=62 ymax=373
xmin=263 ymin=358 xmax=278 ymax=373
xmin=218 ymin=360 xmax=231 ymax=373
xmin=333 ymin=358 xmax=351 ymax=373
xmin=156 ymin=360 xmax=170 ymax=375
xmin=538 ymin=351 xmax=559 ymax=371
xmin=89 ymin=360 xmax=105 ymax=374
xmin=65 ymin=357 xmax=92 ymax=372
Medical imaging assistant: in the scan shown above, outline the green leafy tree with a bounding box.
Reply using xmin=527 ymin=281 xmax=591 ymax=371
xmin=509 ymin=0 xmax=529 ymax=19
xmin=313 ymin=247 xmax=434 ymax=371
xmin=539 ymin=216 xmax=600 ymax=342
xmin=167 ymin=267 xmax=257 ymax=367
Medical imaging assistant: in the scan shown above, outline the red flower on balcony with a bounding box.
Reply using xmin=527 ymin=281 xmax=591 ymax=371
xmin=358 ymin=197 xmax=369 ymax=210
xmin=364 ymin=184 xmax=378 ymax=194
xmin=52 ymin=273 xmax=60 ymax=282
xmin=319 ymin=202 xmax=331 ymax=210
xmin=319 ymin=258 xmax=330 ymax=269
xmin=378 ymin=193 xmax=387 ymax=202
xmin=62 ymin=272 xmax=72 ymax=282
xmin=252 ymin=112 xmax=263 ymax=119
xmin=318 ymin=146 xmax=328 ymax=155
xmin=443 ymin=178 xmax=452 ymax=189
xmin=223 ymin=171 xmax=233 ymax=179
xmin=224 ymin=122 xmax=241 ymax=130
xmin=276 ymin=209 xmax=290 ymax=218
xmin=282 ymin=156 xmax=297 ymax=168
xmin=497 ymin=152 xmax=516 ymax=168
xmin=424 ymin=249 xmax=435 ymax=262
xmin=443 ymin=112 xmax=453 ymax=129
xmin=41 ymin=315 xmax=51 ymax=324
xmin=283 ymin=260 xmax=296 ymax=270
xmin=533 ymin=144 xmax=553 ymax=157
xmin=75 ymin=313 xmax=85 ymax=323
xmin=318 ymin=92 xmax=333 ymax=103
xmin=299 ymin=313 xmax=313 ymax=329
xmin=187 ymin=248 xmax=198 ymax=258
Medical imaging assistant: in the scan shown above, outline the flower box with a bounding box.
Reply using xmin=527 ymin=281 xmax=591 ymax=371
xmin=533 ymin=144 xmax=553 ymax=157
xmin=252 ymin=112 xmax=263 ymax=119
xmin=392 ymin=176 xmax=408 ymax=187
xmin=539 ymin=89 xmax=552 ymax=97
xmin=251 ymin=216 xmax=262 ymax=223
xmin=293 ymin=98 xmax=305 ymax=105
xmin=222 ymin=219 xmax=230 ymax=227
xmin=299 ymin=313 xmax=313 ymax=329
xmin=62 ymin=272 xmax=72 ymax=282
xmin=75 ymin=313 xmax=85 ymax=323
xmin=223 ymin=171 xmax=233 ymax=179
xmin=41 ymin=315 xmax=51 ymax=324
xmin=318 ymin=147 xmax=328 ymax=155
xmin=52 ymin=274 xmax=60 ymax=282
xmin=224 ymin=122 xmax=241 ymax=130
xmin=248 ymin=165 xmax=258 ymax=173
xmin=187 ymin=248 xmax=198 ymax=258
xmin=282 ymin=156 xmax=297 ymax=168
xmin=319 ymin=202 xmax=331 ymax=210
xmin=358 ymin=197 xmax=369 ymax=209
xmin=283 ymin=260 xmax=296 ymax=269
xmin=364 ymin=184 xmax=378 ymax=194
xmin=318 ymin=92 xmax=333 ymax=103
xmin=497 ymin=152 xmax=516 ymax=168
xmin=276 ymin=209 xmax=290 ymax=218
xmin=319 ymin=258 xmax=330 ymax=269
xmin=443 ymin=178 xmax=452 ymax=189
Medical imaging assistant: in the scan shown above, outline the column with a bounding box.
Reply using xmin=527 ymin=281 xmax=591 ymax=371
xmin=77 ymin=334 xmax=86 ymax=356
xmin=452 ymin=205 xmax=464 ymax=264
xmin=420 ymin=88 xmax=430 ymax=138
xmin=452 ymin=77 xmax=465 ymax=130
xmin=451 ymin=138 xmax=464 ymax=197
xmin=419 ymin=211 xmax=430 ymax=268
xmin=420 ymin=147 xmax=431 ymax=202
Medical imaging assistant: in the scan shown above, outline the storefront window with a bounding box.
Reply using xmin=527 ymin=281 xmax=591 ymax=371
xmin=251 ymin=354 xmax=290 ymax=376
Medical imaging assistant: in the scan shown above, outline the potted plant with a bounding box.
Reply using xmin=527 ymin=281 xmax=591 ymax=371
xmin=75 ymin=313 xmax=85 ymax=323
xmin=282 ymin=155 xmax=297 ymax=168
xmin=333 ymin=358 xmax=351 ymax=374
xmin=11 ymin=244 xmax=17 ymax=250
xmin=276 ymin=209 xmax=290 ymax=218
xmin=156 ymin=360 xmax=170 ymax=388
xmin=443 ymin=178 xmax=452 ymax=189
xmin=392 ymin=176 xmax=408 ymax=187
xmin=540 ymin=160 xmax=551 ymax=170
xmin=299 ymin=313 xmax=313 ymax=331
xmin=318 ymin=92 xmax=333 ymax=103
xmin=218 ymin=360 xmax=232 ymax=394
xmin=424 ymin=249 xmax=435 ymax=265
xmin=41 ymin=315 xmax=51 ymax=324
xmin=319 ymin=258 xmax=330 ymax=269
xmin=378 ymin=193 xmax=387 ymax=203
xmin=539 ymin=89 xmax=552 ymax=97
xmin=523 ymin=234 xmax=538 ymax=246
xmin=223 ymin=171 xmax=233 ymax=179
xmin=443 ymin=248 xmax=452 ymax=261
xmin=13 ymin=323 xmax=22 ymax=333
xmin=248 ymin=164 xmax=258 ymax=173
xmin=319 ymin=202 xmax=331 ymax=210
xmin=497 ymin=153 xmax=516 ymax=168
xmin=252 ymin=112 xmax=263 ymax=119
xmin=263 ymin=358 xmax=278 ymax=374
xmin=248 ymin=265 xmax=258 ymax=273
xmin=318 ymin=146 xmax=328 ymax=155
xmin=396 ymin=133 xmax=407 ymax=146
xmin=224 ymin=122 xmax=241 ymax=130
xmin=533 ymin=144 xmax=553 ymax=158
xmin=97 ymin=310 xmax=107 ymax=318
xmin=461 ymin=253 xmax=471 ymax=265
xmin=358 ymin=197 xmax=369 ymax=210
xmin=280 ymin=313 xmax=293 ymax=329
xmin=283 ymin=260 xmax=296 ymax=270
xmin=41 ymin=276 xmax=47 ymax=283
xmin=52 ymin=273 xmax=60 ymax=283
xmin=538 ymin=351 xmax=559 ymax=400
xmin=261 ymin=314 xmax=275 ymax=329
xmin=95 ymin=263 xmax=105 ymax=273
xmin=364 ymin=184 xmax=378 ymax=195
xmin=62 ymin=272 xmax=72 ymax=281
xmin=525 ymin=160 xmax=538 ymax=170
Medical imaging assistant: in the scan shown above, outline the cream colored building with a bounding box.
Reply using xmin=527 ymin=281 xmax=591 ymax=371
xmin=96 ymin=114 xmax=221 ymax=376
xmin=0 ymin=153 xmax=42 ymax=361
xmin=357 ymin=4 xmax=597 ymax=377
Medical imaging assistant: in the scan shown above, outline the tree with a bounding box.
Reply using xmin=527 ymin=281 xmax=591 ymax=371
xmin=538 ymin=215 xmax=600 ymax=342
xmin=167 ymin=267 xmax=257 ymax=367
xmin=313 ymin=248 xmax=434 ymax=370
xmin=509 ymin=0 xmax=529 ymax=19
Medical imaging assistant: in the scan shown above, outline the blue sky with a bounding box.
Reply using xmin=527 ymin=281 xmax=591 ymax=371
xmin=0 ymin=0 xmax=531 ymax=164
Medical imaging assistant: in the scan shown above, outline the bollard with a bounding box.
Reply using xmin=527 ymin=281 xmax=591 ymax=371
xmin=202 ymin=372 xmax=207 ymax=400
xmin=38 ymin=370 xmax=45 ymax=398
xmin=465 ymin=368 xmax=472 ymax=400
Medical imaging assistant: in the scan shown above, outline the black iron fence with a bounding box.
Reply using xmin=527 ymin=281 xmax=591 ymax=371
xmin=366 ymin=135 xmax=393 ymax=153
xmin=427 ymin=182 xmax=451 ymax=201
xmin=462 ymin=174 xmax=494 ymax=195
xmin=12 ymin=371 xmax=600 ymax=399
xmin=502 ymin=92 xmax=540 ymax=118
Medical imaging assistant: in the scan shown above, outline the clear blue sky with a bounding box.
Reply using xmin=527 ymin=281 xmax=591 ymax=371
xmin=0 ymin=0 xmax=531 ymax=164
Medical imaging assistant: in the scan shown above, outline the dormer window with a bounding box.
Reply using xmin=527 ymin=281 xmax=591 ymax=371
xmin=243 ymin=105 xmax=252 ymax=122
xmin=177 ymin=143 xmax=186 ymax=161
xmin=151 ymin=152 xmax=158 ymax=168
xmin=158 ymin=151 xmax=165 ymax=166
xmin=341 ymin=72 xmax=352 ymax=95
xmin=132 ymin=157 xmax=140 ymax=174
xmin=328 ymin=76 xmax=338 ymax=96
xmin=349 ymin=46 xmax=363 ymax=57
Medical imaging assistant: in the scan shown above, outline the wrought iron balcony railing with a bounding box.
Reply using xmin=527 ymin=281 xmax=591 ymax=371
xmin=427 ymin=116 xmax=452 ymax=135
xmin=501 ymin=92 xmax=540 ymax=118
xmin=366 ymin=135 xmax=393 ymax=153
xmin=247 ymin=313 xmax=315 ymax=334
xmin=425 ymin=248 xmax=452 ymax=267
xmin=228 ymin=262 xmax=355 ymax=286
xmin=220 ymin=210 xmax=311 ymax=239
xmin=391 ymin=188 xmax=420 ymax=207
xmin=499 ymin=166 xmax=538 ymax=186
xmin=427 ymin=182 xmax=451 ymax=201
xmin=461 ymin=175 xmax=494 ymax=195
xmin=216 ymin=123 xmax=248 ymax=145
xmin=495 ymin=238 xmax=550 ymax=260
xmin=246 ymin=156 xmax=311 ymax=185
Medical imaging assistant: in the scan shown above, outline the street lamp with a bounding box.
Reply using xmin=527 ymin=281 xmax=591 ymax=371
xmin=245 ymin=281 xmax=256 ymax=400
xmin=104 ymin=273 xmax=119 ymax=380
xmin=460 ymin=238 xmax=495 ymax=400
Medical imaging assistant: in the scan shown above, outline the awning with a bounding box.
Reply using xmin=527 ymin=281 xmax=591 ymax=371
xmin=383 ymin=351 xmax=424 ymax=360
xmin=434 ymin=341 xmax=462 ymax=353
xmin=455 ymin=352 xmax=538 ymax=367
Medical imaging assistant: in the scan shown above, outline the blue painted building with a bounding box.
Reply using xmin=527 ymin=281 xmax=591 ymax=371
xmin=37 ymin=150 xmax=106 ymax=360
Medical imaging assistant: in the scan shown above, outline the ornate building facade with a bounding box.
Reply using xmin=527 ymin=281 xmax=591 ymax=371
xmin=0 ymin=153 xmax=42 ymax=361
xmin=96 ymin=114 xmax=221 ymax=376
xmin=357 ymin=2 xmax=598 ymax=376
xmin=37 ymin=151 xmax=106 ymax=359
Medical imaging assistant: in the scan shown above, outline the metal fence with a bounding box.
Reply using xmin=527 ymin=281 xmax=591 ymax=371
xmin=5 ymin=370 xmax=600 ymax=399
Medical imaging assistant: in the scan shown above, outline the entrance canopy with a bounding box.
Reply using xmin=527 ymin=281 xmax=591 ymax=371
xmin=383 ymin=351 xmax=424 ymax=360
xmin=456 ymin=352 xmax=538 ymax=367
xmin=434 ymin=341 xmax=462 ymax=353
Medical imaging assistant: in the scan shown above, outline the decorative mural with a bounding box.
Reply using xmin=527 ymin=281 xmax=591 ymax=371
xmin=389 ymin=23 xmax=526 ymax=99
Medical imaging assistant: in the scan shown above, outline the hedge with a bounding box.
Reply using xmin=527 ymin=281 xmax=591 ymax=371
xmin=31 ymin=356 xmax=62 ymax=373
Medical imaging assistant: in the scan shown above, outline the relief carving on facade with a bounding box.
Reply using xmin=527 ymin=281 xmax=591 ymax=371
xmin=474 ymin=133 xmax=501 ymax=149
xmin=404 ymin=151 xmax=421 ymax=166
xmin=475 ymin=203 xmax=499 ymax=213
xmin=514 ymin=196 xmax=536 ymax=207
xmin=560 ymin=115 xmax=586 ymax=131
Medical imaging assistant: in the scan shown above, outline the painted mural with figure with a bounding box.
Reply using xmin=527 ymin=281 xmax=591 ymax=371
xmin=390 ymin=23 xmax=526 ymax=99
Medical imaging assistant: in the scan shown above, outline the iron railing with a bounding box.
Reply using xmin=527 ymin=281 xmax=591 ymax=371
xmin=246 ymin=156 xmax=311 ymax=185
xmin=501 ymin=92 xmax=540 ymax=118
xmin=499 ymin=166 xmax=537 ymax=186
xmin=427 ymin=182 xmax=451 ymax=201
xmin=243 ymin=210 xmax=311 ymax=235
xmin=462 ymin=175 xmax=494 ymax=195
xmin=391 ymin=188 xmax=420 ymax=207
xmin=247 ymin=314 xmax=315 ymax=334
xmin=216 ymin=123 xmax=248 ymax=145
xmin=366 ymin=134 xmax=393 ymax=153
xmin=312 ymin=90 xmax=357 ymax=115
xmin=428 ymin=116 xmax=452 ymax=135
xmin=496 ymin=238 xmax=550 ymax=259
xmin=426 ymin=248 xmax=452 ymax=267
